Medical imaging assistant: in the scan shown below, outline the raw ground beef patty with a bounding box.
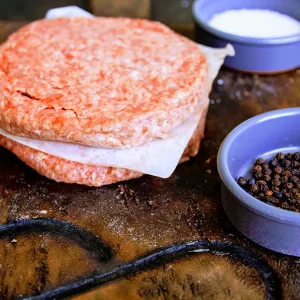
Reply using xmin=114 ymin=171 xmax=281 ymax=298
xmin=0 ymin=17 xmax=207 ymax=148
xmin=0 ymin=105 xmax=208 ymax=186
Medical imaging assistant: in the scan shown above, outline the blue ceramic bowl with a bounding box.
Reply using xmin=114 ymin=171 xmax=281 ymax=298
xmin=218 ymin=108 xmax=300 ymax=256
xmin=192 ymin=0 xmax=300 ymax=73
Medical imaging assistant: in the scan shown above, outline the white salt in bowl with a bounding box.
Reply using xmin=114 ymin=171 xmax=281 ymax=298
xmin=192 ymin=0 xmax=300 ymax=73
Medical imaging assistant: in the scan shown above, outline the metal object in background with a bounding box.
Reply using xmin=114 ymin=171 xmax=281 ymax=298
xmin=0 ymin=218 xmax=281 ymax=299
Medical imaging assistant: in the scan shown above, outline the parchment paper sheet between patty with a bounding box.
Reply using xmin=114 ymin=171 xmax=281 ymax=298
xmin=0 ymin=108 xmax=207 ymax=187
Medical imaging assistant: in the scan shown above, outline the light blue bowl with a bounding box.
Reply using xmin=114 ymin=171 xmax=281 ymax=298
xmin=218 ymin=108 xmax=300 ymax=256
xmin=192 ymin=0 xmax=300 ymax=73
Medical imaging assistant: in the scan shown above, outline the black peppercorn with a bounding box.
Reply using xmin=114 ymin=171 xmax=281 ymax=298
xmin=282 ymin=170 xmax=292 ymax=178
xmin=271 ymin=186 xmax=280 ymax=193
xmin=295 ymin=193 xmax=300 ymax=203
xmin=254 ymin=172 xmax=263 ymax=180
xmin=269 ymin=159 xmax=278 ymax=168
xmin=249 ymin=184 xmax=259 ymax=194
xmin=269 ymin=197 xmax=280 ymax=205
xmin=255 ymin=158 xmax=265 ymax=165
xmin=291 ymin=176 xmax=299 ymax=185
xmin=272 ymin=179 xmax=281 ymax=186
xmin=281 ymin=202 xmax=290 ymax=210
xmin=282 ymin=160 xmax=292 ymax=168
xmin=292 ymin=169 xmax=300 ymax=176
xmin=256 ymin=180 xmax=267 ymax=186
xmin=260 ymin=184 xmax=269 ymax=192
xmin=264 ymin=196 xmax=273 ymax=203
xmin=263 ymin=168 xmax=272 ymax=176
xmin=273 ymin=174 xmax=281 ymax=180
xmin=253 ymin=165 xmax=262 ymax=173
xmin=288 ymin=198 xmax=297 ymax=205
xmin=276 ymin=152 xmax=285 ymax=161
xmin=283 ymin=192 xmax=292 ymax=200
xmin=273 ymin=191 xmax=283 ymax=199
xmin=281 ymin=176 xmax=289 ymax=184
xmin=263 ymin=174 xmax=272 ymax=182
xmin=262 ymin=163 xmax=270 ymax=170
xmin=237 ymin=177 xmax=249 ymax=187
xmin=274 ymin=166 xmax=283 ymax=174
xmin=286 ymin=153 xmax=292 ymax=160
xmin=285 ymin=182 xmax=294 ymax=190
xmin=236 ymin=151 xmax=300 ymax=212
xmin=265 ymin=190 xmax=273 ymax=197
xmin=293 ymin=152 xmax=300 ymax=161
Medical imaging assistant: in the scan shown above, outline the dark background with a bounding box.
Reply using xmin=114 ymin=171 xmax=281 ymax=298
xmin=0 ymin=0 xmax=193 ymax=21
xmin=0 ymin=0 xmax=195 ymax=44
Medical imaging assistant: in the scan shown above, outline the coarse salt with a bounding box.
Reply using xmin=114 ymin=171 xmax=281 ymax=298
xmin=208 ymin=9 xmax=300 ymax=38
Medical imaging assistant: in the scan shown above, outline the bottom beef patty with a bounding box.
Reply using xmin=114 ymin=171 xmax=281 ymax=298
xmin=0 ymin=107 xmax=208 ymax=186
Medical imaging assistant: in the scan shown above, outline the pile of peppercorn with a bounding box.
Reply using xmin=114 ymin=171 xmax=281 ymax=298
xmin=237 ymin=152 xmax=300 ymax=212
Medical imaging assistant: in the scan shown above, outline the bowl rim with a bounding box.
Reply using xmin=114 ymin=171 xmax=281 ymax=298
xmin=192 ymin=0 xmax=300 ymax=45
xmin=217 ymin=108 xmax=300 ymax=225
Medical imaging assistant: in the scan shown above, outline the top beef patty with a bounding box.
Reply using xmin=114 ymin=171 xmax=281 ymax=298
xmin=0 ymin=17 xmax=207 ymax=148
